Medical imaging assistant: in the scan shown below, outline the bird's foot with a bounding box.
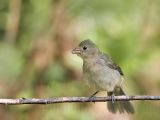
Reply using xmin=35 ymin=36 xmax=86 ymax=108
xmin=20 ymin=97 xmax=27 ymax=100
xmin=108 ymin=92 xmax=115 ymax=104
xmin=111 ymin=93 xmax=115 ymax=103
xmin=89 ymin=96 xmax=96 ymax=103
xmin=89 ymin=91 xmax=99 ymax=99
xmin=89 ymin=91 xmax=99 ymax=103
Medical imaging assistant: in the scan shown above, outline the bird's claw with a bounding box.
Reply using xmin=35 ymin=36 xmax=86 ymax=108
xmin=89 ymin=96 xmax=96 ymax=103
xmin=111 ymin=93 xmax=115 ymax=103
xmin=89 ymin=91 xmax=99 ymax=103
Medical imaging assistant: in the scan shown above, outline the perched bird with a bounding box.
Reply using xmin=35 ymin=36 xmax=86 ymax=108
xmin=72 ymin=39 xmax=134 ymax=114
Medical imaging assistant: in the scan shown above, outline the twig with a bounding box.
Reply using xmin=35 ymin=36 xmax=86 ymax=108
xmin=0 ymin=95 xmax=160 ymax=105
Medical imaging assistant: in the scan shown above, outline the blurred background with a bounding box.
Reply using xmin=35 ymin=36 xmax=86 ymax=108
xmin=0 ymin=0 xmax=160 ymax=120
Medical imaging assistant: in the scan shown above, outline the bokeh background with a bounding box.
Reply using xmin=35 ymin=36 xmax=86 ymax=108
xmin=0 ymin=0 xmax=160 ymax=120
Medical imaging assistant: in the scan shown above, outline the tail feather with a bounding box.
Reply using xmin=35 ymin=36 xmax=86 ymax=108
xmin=107 ymin=101 xmax=117 ymax=113
xmin=107 ymin=87 xmax=134 ymax=114
xmin=107 ymin=92 xmax=118 ymax=113
xmin=117 ymin=101 xmax=125 ymax=113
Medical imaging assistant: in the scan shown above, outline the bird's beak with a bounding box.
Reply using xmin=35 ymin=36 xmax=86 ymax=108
xmin=72 ymin=47 xmax=81 ymax=54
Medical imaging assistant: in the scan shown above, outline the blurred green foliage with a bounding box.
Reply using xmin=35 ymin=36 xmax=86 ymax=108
xmin=0 ymin=0 xmax=160 ymax=120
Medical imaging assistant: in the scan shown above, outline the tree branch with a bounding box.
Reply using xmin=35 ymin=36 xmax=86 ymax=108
xmin=0 ymin=95 xmax=160 ymax=105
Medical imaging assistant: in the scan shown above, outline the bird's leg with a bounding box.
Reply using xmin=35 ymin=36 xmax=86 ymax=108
xmin=108 ymin=92 xmax=115 ymax=103
xmin=89 ymin=91 xmax=99 ymax=99
xmin=89 ymin=91 xmax=99 ymax=102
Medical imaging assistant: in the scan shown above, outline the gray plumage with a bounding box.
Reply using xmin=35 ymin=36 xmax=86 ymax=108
xmin=72 ymin=39 xmax=134 ymax=114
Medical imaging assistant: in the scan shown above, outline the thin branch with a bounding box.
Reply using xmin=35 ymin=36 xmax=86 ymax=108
xmin=0 ymin=95 xmax=160 ymax=105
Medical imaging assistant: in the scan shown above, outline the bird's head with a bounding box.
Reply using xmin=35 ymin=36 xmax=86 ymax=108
xmin=72 ymin=39 xmax=100 ymax=59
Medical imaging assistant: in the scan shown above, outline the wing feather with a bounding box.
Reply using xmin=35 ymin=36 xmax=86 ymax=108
xmin=100 ymin=53 xmax=124 ymax=76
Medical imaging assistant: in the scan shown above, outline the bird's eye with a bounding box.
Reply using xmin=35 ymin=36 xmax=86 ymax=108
xmin=83 ymin=46 xmax=87 ymax=50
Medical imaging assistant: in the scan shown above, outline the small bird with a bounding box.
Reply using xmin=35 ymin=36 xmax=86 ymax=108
xmin=72 ymin=39 xmax=134 ymax=114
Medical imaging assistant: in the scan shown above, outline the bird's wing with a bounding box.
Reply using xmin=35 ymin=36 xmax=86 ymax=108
xmin=100 ymin=53 xmax=124 ymax=76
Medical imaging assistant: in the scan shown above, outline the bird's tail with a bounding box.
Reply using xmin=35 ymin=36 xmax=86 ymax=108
xmin=107 ymin=87 xmax=134 ymax=114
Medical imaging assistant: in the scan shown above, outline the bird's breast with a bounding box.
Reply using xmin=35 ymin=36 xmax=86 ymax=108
xmin=83 ymin=58 xmax=106 ymax=74
xmin=83 ymin=59 xmax=122 ymax=91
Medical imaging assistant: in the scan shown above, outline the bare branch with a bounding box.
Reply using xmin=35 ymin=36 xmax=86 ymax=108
xmin=0 ymin=96 xmax=160 ymax=105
